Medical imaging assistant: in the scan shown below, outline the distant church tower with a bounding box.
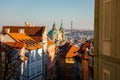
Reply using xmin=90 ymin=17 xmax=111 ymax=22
xmin=59 ymin=20 xmax=65 ymax=40
xmin=48 ymin=20 xmax=65 ymax=44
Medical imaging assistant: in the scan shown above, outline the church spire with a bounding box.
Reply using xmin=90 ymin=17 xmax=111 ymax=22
xmin=59 ymin=20 xmax=64 ymax=31
xmin=61 ymin=19 xmax=63 ymax=26
xmin=53 ymin=21 xmax=57 ymax=30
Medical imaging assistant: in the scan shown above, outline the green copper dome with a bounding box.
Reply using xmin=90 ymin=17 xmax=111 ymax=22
xmin=48 ymin=29 xmax=60 ymax=36
xmin=48 ymin=22 xmax=61 ymax=37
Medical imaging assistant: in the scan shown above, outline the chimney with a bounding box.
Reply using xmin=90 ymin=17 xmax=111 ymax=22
xmin=24 ymin=22 xmax=35 ymax=27
xmin=18 ymin=29 xmax=24 ymax=33
xmin=29 ymin=22 xmax=32 ymax=26
xmin=5 ymin=28 xmax=10 ymax=33
xmin=29 ymin=22 xmax=35 ymax=26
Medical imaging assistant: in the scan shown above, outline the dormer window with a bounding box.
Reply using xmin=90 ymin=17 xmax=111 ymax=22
xmin=5 ymin=28 xmax=10 ymax=33
xmin=18 ymin=29 xmax=24 ymax=33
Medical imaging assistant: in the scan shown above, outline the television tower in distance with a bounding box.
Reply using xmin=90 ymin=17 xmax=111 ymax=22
xmin=71 ymin=20 xmax=73 ymax=31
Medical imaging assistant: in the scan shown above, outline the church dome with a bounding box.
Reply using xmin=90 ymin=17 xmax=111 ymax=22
xmin=48 ymin=29 xmax=60 ymax=36
xmin=48 ymin=22 xmax=61 ymax=37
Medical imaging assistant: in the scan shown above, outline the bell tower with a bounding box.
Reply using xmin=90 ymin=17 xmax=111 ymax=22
xmin=59 ymin=20 xmax=65 ymax=40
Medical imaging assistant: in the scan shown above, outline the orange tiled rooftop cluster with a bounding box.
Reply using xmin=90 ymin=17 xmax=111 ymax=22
xmin=8 ymin=33 xmax=42 ymax=50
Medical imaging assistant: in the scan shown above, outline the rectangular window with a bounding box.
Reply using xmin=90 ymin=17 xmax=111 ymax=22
xmin=91 ymin=48 xmax=94 ymax=53
xmin=103 ymin=0 xmax=111 ymax=40
xmin=37 ymin=49 xmax=42 ymax=61
xmin=103 ymin=69 xmax=110 ymax=80
xmin=89 ymin=57 xmax=92 ymax=66
xmin=44 ymin=54 xmax=48 ymax=63
xmin=65 ymin=58 xmax=74 ymax=64
xmin=92 ymin=58 xmax=94 ymax=66
xmin=31 ymin=51 xmax=35 ymax=63
xmin=37 ymin=64 xmax=41 ymax=73
xmin=37 ymin=52 xmax=41 ymax=60
xmin=30 ymin=67 xmax=35 ymax=76
xmin=102 ymin=0 xmax=111 ymax=56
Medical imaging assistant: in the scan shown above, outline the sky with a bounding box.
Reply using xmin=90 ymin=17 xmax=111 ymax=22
xmin=0 ymin=0 xmax=94 ymax=31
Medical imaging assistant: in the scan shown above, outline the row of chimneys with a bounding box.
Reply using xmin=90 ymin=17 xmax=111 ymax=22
xmin=24 ymin=22 xmax=35 ymax=27
xmin=5 ymin=22 xmax=35 ymax=33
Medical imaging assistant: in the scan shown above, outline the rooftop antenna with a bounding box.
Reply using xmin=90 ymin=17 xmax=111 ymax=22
xmin=71 ymin=20 xmax=73 ymax=31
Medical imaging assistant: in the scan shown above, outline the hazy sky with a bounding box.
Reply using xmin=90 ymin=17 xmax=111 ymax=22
xmin=0 ymin=0 xmax=94 ymax=31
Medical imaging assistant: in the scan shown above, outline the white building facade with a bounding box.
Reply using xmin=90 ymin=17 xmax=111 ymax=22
xmin=1 ymin=33 xmax=44 ymax=80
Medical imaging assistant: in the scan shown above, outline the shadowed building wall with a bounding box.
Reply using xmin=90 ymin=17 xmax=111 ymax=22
xmin=94 ymin=0 xmax=120 ymax=80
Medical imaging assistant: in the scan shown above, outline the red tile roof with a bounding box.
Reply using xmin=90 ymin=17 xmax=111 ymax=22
xmin=2 ymin=26 xmax=45 ymax=36
xmin=66 ymin=45 xmax=79 ymax=58
xmin=3 ymin=42 xmax=26 ymax=49
xmin=30 ymin=36 xmax=42 ymax=42
xmin=47 ymin=38 xmax=54 ymax=46
xmin=79 ymin=41 xmax=91 ymax=51
xmin=8 ymin=33 xmax=42 ymax=50
xmin=59 ymin=42 xmax=80 ymax=58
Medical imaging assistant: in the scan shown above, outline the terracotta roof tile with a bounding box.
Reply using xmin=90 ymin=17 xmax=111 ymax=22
xmin=66 ymin=45 xmax=79 ymax=58
xmin=80 ymin=41 xmax=91 ymax=51
xmin=59 ymin=42 xmax=80 ymax=58
xmin=2 ymin=26 xmax=45 ymax=36
xmin=3 ymin=42 xmax=26 ymax=49
xmin=8 ymin=33 xmax=42 ymax=50
xmin=30 ymin=36 xmax=42 ymax=42
xmin=47 ymin=38 xmax=54 ymax=46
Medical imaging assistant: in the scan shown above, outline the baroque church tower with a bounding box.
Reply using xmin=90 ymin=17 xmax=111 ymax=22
xmin=48 ymin=21 xmax=65 ymax=44
xmin=59 ymin=20 xmax=65 ymax=40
